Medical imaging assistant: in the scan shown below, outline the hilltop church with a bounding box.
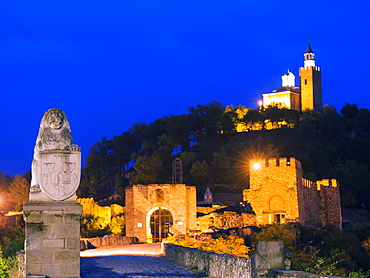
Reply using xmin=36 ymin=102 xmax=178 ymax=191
xmin=262 ymin=44 xmax=322 ymax=112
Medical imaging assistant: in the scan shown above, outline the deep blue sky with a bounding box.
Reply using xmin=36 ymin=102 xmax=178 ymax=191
xmin=0 ymin=1 xmax=369 ymax=176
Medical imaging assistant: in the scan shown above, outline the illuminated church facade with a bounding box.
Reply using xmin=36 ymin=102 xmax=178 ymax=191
xmin=262 ymin=44 xmax=322 ymax=112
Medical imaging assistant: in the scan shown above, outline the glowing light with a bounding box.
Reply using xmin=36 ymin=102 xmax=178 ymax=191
xmin=5 ymin=211 xmax=23 ymax=216
xmin=137 ymin=222 xmax=143 ymax=227
xmin=258 ymin=100 xmax=263 ymax=107
xmin=253 ymin=163 xmax=261 ymax=170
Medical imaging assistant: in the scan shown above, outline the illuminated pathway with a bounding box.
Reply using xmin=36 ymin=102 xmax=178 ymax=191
xmin=80 ymin=244 xmax=204 ymax=278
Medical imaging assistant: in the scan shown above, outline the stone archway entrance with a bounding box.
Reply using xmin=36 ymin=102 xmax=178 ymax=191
xmin=149 ymin=208 xmax=173 ymax=242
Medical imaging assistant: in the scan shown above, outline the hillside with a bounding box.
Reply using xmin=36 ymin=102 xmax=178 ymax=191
xmin=79 ymin=102 xmax=370 ymax=210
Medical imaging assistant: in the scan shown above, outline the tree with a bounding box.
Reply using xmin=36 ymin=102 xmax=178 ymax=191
xmin=178 ymin=152 xmax=196 ymax=183
xmin=8 ymin=175 xmax=30 ymax=211
xmin=81 ymin=137 xmax=115 ymax=198
xmin=154 ymin=134 xmax=176 ymax=183
xmin=190 ymin=161 xmax=211 ymax=187
xmin=210 ymin=149 xmax=232 ymax=184
xmin=113 ymin=131 xmax=137 ymax=171
xmin=130 ymin=155 xmax=162 ymax=185
xmin=167 ymin=115 xmax=192 ymax=152
xmin=340 ymin=103 xmax=359 ymax=118
xmin=0 ymin=171 xmax=12 ymax=212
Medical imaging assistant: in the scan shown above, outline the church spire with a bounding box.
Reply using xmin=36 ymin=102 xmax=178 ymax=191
xmin=304 ymin=43 xmax=315 ymax=67
xmin=306 ymin=43 xmax=313 ymax=53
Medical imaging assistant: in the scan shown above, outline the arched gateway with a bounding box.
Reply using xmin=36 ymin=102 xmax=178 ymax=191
xmin=126 ymin=184 xmax=197 ymax=242
xmin=148 ymin=207 xmax=173 ymax=242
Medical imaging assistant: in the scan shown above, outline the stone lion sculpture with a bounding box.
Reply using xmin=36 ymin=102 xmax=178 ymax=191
xmin=30 ymin=108 xmax=80 ymax=193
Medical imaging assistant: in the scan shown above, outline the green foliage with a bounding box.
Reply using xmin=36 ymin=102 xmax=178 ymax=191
xmin=189 ymin=161 xmax=211 ymax=186
xmin=348 ymin=269 xmax=370 ymax=278
xmin=251 ymin=224 xmax=295 ymax=251
xmin=0 ymin=250 xmax=12 ymax=278
xmin=80 ymin=217 xmax=110 ymax=238
xmin=0 ymin=225 xmax=24 ymax=278
xmin=284 ymin=224 xmax=370 ymax=276
xmin=110 ymin=215 xmax=125 ymax=236
xmin=0 ymin=226 xmax=25 ymax=258
xmin=341 ymin=103 xmax=359 ymax=118
xmin=292 ymin=247 xmax=346 ymax=276
xmin=130 ymin=155 xmax=161 ymax=185
xmin=80 ymin=215 xmax=126 ymax=238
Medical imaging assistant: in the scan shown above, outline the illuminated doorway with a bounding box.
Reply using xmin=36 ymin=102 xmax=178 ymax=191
xmin=149 ymin=208 xmax=173 ymax=242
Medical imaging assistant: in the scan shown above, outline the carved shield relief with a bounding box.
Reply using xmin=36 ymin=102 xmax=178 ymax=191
xmin=39 ymin=150 xmax=81 ymax=200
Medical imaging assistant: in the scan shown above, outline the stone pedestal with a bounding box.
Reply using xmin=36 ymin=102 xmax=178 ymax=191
xmin=23 ymin=201 xmax=82 ymax=278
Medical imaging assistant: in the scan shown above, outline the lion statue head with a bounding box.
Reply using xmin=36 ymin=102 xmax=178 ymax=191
xmin=35 ymin=108 xmax=73 ymax=151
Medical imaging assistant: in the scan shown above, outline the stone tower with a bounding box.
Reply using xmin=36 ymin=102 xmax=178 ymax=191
xmin=243 ymin=157 xmax=342 ymax=229
xmin=299 ymin=44 xmax=322 ymax=111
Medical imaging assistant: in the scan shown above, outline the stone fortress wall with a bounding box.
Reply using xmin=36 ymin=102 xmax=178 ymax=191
xmin=244 ymin=157 xmax=342 ymax=228
xmin=77 ymin=156 xmax=341 ymax=241
xmin=77 ymin=198 xmax=124 ymax=223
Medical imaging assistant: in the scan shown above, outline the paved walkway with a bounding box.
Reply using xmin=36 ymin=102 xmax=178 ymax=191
xmin=80 ymin=244 xmax=205 ymax=278
xmin=81 ymin=243 xmax=164 ymax=257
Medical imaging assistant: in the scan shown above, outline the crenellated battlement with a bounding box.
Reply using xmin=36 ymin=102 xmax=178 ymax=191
xmin=317 ymin=179 xmax=338 ymax=190
xmin=302 ymin=178 xmax=316 ymax=189
xmin=250 ymin=157 xmax=298 ymax=170
xmin=300 ymin=66 xmax=321 ymax=71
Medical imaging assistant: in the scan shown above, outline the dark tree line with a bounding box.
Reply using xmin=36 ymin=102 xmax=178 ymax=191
xmin=78 ymin=101 xmax=370 ymax=210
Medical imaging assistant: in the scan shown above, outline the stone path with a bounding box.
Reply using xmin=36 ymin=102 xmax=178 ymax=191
xmin=80 ymin=244 xmax=205 ymax=277
xmin=80 ymin=255 xmax=204 ymax=278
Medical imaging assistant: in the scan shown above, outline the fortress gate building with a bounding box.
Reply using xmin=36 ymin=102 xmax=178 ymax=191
xmin=125 ymin=184 xmax=197 ymax=242
xmin=243 ymin=157 xmax=342 ymax=229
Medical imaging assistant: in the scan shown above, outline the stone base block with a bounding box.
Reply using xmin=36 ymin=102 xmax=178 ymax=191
xmin=24 ymin=201 xmax=82 ymax=278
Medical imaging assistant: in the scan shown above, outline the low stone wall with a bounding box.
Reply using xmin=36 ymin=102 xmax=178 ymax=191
xmin=80 ymin=235 xmax=137 ymax=251
xmin=270 ymin=270 xmax=344 ymax=278
xmin=164 ymin=242 xmax=345 ymax=278
xmin=165 ymin=241 xmax=284 ymax=278
xmin=165 ymin=244 xmax=252 ymax=278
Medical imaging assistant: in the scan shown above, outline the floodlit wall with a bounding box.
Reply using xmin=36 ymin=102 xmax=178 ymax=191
xmin=125 ymin=184 xmax=197 ymax=242
xmin=244 ymin=158 xmax=302 ymax=225
xmin=77 ymin=198 xmax=125 ymax=223
xmin=244 ymin=157 xmax=341 ymax=228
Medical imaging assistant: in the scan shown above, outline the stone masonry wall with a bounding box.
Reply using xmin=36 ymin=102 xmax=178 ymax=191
xmin=165 ymin=241 xmax=284 ymax=278
xmin=244 ymin=157 xmax=342 ymax=228
xmin=165 ymin=242 xmax=345 ymax=278
xmin=197 ymin=208 xmax=256 ymax=233
xmin=244 ymin=158 xmax=301 ymax=225
xmin=23 ymin=201 xmax=82 ymax=278
xmin=126 ymin=184 xmax=197 ymax=242
xmin=77 ymin=198 xmax=125 ymax=223
xmin=298 ymin=179 xmax=320 ymax=225
xmin=317 ymin=179 xmax=342 ymax=229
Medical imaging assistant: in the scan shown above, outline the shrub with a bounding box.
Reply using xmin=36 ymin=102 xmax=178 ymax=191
xmin=167 ymin=234 xmax=250 ymax=257
xmin=251 ymin=224 xmax=295 ymax=251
